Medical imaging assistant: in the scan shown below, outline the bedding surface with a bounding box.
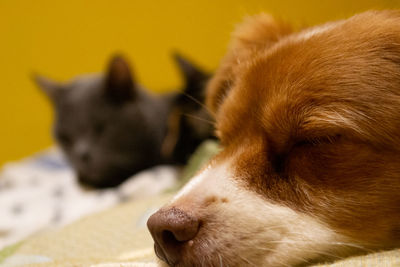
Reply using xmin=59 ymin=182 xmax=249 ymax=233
xmin=1 ymin=191 xmax=399 ymax=267
xmin=0 ymin=147 xmax=178 ymax=250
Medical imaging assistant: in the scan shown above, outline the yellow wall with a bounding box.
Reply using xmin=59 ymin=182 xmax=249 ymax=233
xmin=0 ymin=0 xmax=398 ymax=166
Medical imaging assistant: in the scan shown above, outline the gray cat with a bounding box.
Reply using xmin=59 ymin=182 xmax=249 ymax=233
xmin=34 ymin=54 xmax=213 ymax=188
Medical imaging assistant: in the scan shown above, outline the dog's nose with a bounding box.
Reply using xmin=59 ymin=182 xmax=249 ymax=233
xmin=147 ymin=207 xmax=200 ymax=265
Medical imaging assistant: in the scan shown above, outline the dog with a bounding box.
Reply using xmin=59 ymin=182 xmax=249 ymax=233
xmin=147 ymin=10 xmax=400 ymax=266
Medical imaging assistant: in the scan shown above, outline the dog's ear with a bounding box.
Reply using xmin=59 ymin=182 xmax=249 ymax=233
xmin=104 ymin=55 xmax=136 ymax=103
xmin=231 ymin=13 xmax=292 ymax=52
xmin=173 ymin=52 xmax=209 ymax=101
xmin=33 ymin=74 xmax=62 ymax=102
xmin=206 ymin=13 xmax=292 ymax=114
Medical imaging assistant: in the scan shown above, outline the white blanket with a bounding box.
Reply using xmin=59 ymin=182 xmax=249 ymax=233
xmin=0 ymin=147 xmax=178 ymax=249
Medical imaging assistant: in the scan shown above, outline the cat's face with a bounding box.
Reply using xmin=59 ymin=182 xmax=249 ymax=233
xmin=35 ymin=56 xmax=169 ymax=188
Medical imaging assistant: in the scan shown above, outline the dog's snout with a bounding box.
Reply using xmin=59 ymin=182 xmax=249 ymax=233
xmin=147 ymin=207 xmax=200 ymax=265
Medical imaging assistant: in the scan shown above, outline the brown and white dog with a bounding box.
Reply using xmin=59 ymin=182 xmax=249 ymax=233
xmin=147 ymin=10 xmax=400 ymax=266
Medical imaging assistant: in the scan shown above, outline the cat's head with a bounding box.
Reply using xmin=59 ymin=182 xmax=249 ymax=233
xmin=162 ymin=53 xmax=215 ymax=164
xmin=35 ymin=56 xmax=169 ymax=188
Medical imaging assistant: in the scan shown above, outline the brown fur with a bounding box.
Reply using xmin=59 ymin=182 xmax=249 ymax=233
xmin=150 ymin=10 xmax=400 ymax=266
xmin=209 ymin=9 xmax=400 ymax=247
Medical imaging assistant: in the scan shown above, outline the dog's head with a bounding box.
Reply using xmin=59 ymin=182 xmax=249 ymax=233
xmin=148 ymin=11 xmax=400 ymax=266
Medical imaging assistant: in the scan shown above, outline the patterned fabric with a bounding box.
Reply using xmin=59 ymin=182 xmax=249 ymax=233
xmin=0 ymin=147 xmax=178 ymax=250
xmin=0 ymin=193 xmax=168 ymax=266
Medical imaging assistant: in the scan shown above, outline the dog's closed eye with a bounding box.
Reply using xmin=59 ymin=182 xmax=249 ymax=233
xmin=294 ymin=134 xmax=342 ymax=147
xmin=271 ymin=134 xmax=342 ymax=175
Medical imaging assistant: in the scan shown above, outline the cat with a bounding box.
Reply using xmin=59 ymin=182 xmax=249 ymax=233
xmin=34 ymin=54 xmax=213 ymax=188
xmin=161 ymin=53 xmax=215 ymax=165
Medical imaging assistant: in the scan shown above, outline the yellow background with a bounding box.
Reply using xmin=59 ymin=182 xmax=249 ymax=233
xmin=0 ymin=0 xmax=398 ymax=166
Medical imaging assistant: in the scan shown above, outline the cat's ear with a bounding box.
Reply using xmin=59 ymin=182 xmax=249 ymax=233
xmin=33 ymin=74 xmax=62 ymax=101
xmin=173 ymin=52 xmax=209 ymax=98
xmin=105 ymin=55 xmax=136 ymax=103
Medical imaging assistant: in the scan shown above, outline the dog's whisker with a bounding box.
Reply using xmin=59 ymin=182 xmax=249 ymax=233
xmin=256 ymin=246 xmax=309 ymax=265
xmin=274 ymin=245 xmax=344 ymax=260
xmin=330 ymin=242 xmax=374 ymax=253
xmin=267 ymin=239 xmax=373 ymax=253
xmin=182 ymin=92 xmax=215 ymax=117
xmin=182 ymin=113 xmax=215 ymax=125
xmin=261 ymin=225 xmax=287 ymax=232
xmin=218 ymin=253 xmax=223 ymax=267
xmin=238 ymin=254 xmax=258 ymax=267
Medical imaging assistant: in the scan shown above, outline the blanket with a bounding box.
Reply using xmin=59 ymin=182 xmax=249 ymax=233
xmin=0 ymin=147 xmax=178 ymax=250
